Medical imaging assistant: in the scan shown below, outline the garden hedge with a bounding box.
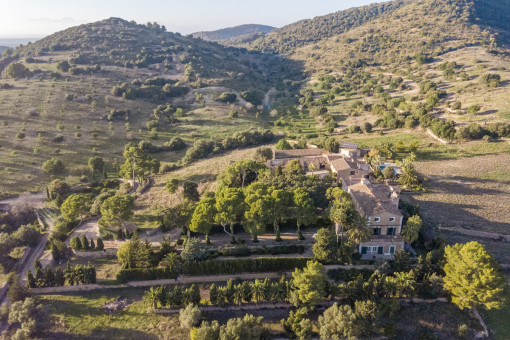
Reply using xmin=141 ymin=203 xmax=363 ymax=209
xmin=181 ymin=257 xmax=313 ymax=276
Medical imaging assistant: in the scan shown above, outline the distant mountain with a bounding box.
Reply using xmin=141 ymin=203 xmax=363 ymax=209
xmin=192 ymin=24 xmax=275 ymax=42
xmin=0 ymin=38 xmax=41 ymax=48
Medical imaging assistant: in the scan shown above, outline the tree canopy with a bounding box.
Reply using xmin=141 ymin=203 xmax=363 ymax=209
xmin=443 ymin=241 xmax=507 ymax=310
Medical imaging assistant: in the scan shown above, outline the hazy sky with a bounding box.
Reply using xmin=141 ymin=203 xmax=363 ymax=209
xmin=0 ymin=0 xmax=382 ymax=38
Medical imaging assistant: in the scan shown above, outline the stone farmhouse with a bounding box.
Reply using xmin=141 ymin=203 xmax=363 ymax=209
xmin=268 ymin=143 xmax=404 ymax=259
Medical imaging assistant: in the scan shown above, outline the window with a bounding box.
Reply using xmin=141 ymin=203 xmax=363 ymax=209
xmin=389 ymin=217 xmax=395 ymax=222
xmin=350 ymin=170 xmax=355 ymax=176
xmin=361 ymin=247 xmax=367 ymax=255
xmin=389 ymin=246 xmax=395 ymax=254
xmin=374 ymin=217 xmax=380 ymax=222
xmin=377 ymin=247 xmax=383 ymax=255
xmin=371 ymin=246 xmax=378 ymax=253
xmin=387 ymin=227 xmax=396 ymax=236
xmin=373 ymin=228 xmax=381 ymax=236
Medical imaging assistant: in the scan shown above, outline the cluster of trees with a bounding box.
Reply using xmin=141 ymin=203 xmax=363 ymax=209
xmin=26 ymin=261 xmax=96 ymax=288
xmin=180 ymin=129 xmax=274 ymax=165
xmin=144 ymin=284 xmax=200 ymax=309
xmin=0 ymin=207 xmax=41 ymax=272
xmin=0 ymin=297 xmax=48 ymax=340
xmin=69 ymin=235 xmax=104 ymax=251
xmin=209 ymin=277 xmax=289 ymax=307
xmin=188 ymin=166 xmax=322 ymax=243
xmin=190 ymin=313 xmax=270 ymax=340
xmin=117 ymin=234 xmax=174 ymax=271
xmin=119 ymin=144 xmax=160 ymax=184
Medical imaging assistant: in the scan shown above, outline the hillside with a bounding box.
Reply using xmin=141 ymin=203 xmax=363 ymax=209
xmin=0 ymin=18 xmax=305 ymax=194
xmin=233 ymin=0 xmax=408 ymax=53
xmin=192 ymin=24 xmax=275 ymax=42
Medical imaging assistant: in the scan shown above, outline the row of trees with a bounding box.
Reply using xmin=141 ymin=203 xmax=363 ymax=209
xmin=26 ymin=261 xmax=96 ymax=288
xmin=69 ymin=235 xmax=104 ymax=251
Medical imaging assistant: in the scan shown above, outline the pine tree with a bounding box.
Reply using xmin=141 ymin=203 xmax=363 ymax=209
xmin=7 ymin=274 xmax=28 ymax=303
xmin=443 ymin=242 xmax=507 ymax=310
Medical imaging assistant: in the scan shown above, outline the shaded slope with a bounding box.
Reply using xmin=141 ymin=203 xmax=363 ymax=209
xmin=192 ymin=24 xmax=275 ymax=42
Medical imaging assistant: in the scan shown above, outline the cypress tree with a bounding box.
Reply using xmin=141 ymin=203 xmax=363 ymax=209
xmin=81 ymin=234 xmax=89 ymax=250
xmin=55 ymin=268 xmax=65 ymax=286
xmin=89 ymin=238 xmax=95 ymax=250
xmin=45 ymin=267 xmax=55 ymax=287
xmin=96 ymin=238 xmax=104 ymax=250
xmin=209 ymin=283 xmax=218 ymax=305
xmin=55 ymin=193 xmax=63 ymax=207
xmin=26 ymin=270 xmax=36 ymax=288
xmin=51 ymin=243 xmax=60 ymax=261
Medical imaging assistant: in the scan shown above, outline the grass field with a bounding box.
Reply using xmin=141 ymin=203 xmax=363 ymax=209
xmin=0 ymin=58 xmax=314 ymax=196
xmin=38 ymin=288 xmax=483 ymax=340
xmin=40 ymin=288 xmax=186 ymax=340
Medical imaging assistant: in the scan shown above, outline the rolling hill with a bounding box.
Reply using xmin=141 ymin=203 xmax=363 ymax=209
xmin=0 ymin=18 xmax=304 ymax=194
xmin=192 ymin=24 xmax=275 ymax=42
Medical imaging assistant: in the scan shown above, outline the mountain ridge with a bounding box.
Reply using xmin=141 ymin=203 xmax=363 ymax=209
xmin=192 ymin=24 xmax=275 ymax=42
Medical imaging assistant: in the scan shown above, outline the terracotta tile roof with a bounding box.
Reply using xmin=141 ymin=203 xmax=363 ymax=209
xmin=348 ymin=182 xmax=402 ymax=217
xmin=274 ymin=148 xmax=326 ymax=159
xmin=330 ymin=158 xmax=353 ymax=171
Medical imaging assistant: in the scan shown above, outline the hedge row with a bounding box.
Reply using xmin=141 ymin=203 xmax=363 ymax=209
xmin=210 ymin=245 xmax=305 ymax=258
xmin=116 ymin=268 xmax=178 ymax=283
xmin=181 ymin=257 xmax=313 ymax=276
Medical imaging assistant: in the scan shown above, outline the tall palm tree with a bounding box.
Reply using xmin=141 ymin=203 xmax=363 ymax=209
xmin=347 ymin=214 xmax=371 ymax=245
xmin=145 ymin=287 xmax=159 ymax=309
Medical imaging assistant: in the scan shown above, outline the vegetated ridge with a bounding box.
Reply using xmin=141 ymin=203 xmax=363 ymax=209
xmin=192 ymin=24 xmax=276 ymax=42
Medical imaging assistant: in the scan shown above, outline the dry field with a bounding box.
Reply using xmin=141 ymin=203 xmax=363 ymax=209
xmin=404 ymin=153 xmax=510 ymax=234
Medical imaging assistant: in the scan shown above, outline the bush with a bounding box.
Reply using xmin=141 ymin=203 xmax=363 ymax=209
xmin=116 ymin=268 xmax=178 ymax=283
xmin=4 ymin=63 xmax=29 ymax=78
xmin=181 ymin=257 xmax=312 ymax=276
xmin=179 ymin=304 xmax=201 ymax=329
xmin=70 ymin=236 xmax=82 ymax=250
xmin=275 ymin=138 xmax=292 ymax=150
xmin=216 ymin=92 xmax=237 ymax=103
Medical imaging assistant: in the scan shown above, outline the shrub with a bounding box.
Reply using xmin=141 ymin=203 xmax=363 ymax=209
xmin=216 ymin=92 xmax=237 ymax=103
xmin=4 ymin=63 xmax=29 ymax=78
xmin=179 ymin=304 xmax=201 ymax=329
xmin=181 ymin=257 xmax=312 ymax=276
xmin=116 ymin=268 xmax=178 ymax=283
xmin=70 ymin=236 xmax=82 ymax=250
